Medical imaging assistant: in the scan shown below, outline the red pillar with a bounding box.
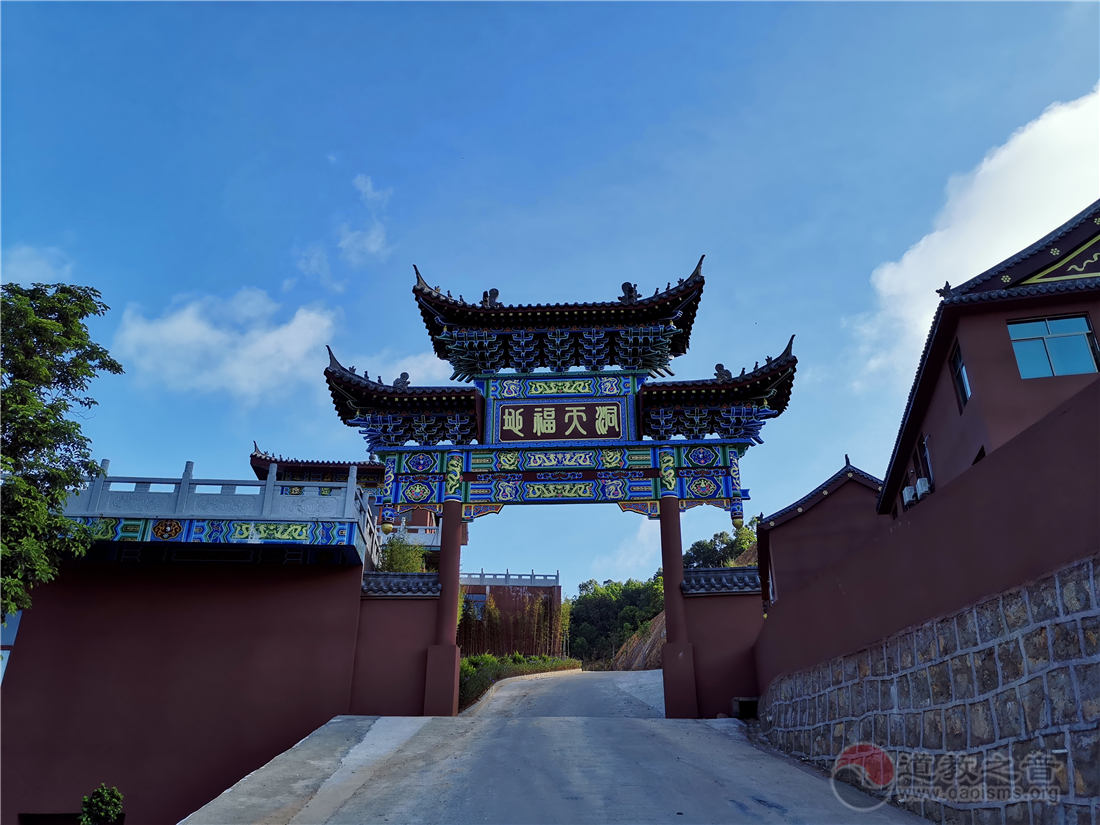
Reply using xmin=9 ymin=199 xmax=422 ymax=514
xmin=658 ymin=450 xmax=699 ymax=719
xmin=424 ymin=454 xmax=463 ymax=716
xmin=434 ymin=498 xmax=463 ymax=646
xmin=660 ymin=495 xmax=688 ymax=645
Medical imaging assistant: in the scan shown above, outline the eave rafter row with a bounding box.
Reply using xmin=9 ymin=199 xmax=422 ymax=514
xmin=643 ymin=405 xmax=779 ymax=442
xmin=436 ymin=323 xmax=679 ymax=381
xmin=352 ymin=412 xmax=477 ymax=452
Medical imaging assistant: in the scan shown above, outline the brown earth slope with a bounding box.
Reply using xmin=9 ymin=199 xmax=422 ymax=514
xmin=611 ymin=611 xmax=665 ymax=670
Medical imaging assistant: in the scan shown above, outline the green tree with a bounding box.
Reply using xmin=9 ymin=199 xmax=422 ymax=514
xmin=79 ymin=783 xmax=124 ymax=825
xmin=684 ymin=519 xmax=758 ymax=569
xmin=683 ymin=531 xmax=736 ymax=568
xmin=568 ymin=571 xmax=664 ymax=661
xmin=1 ymin=283 xmax=123 ymax=621
xmin=727 ymin=516 xmax=760 ymax=566
xmin=378 ymin=533 xmax=425 ymax=572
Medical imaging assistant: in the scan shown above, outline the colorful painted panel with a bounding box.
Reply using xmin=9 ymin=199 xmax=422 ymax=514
xmin=77 ymin=517 xmax=357 ymax=546
xmin=488 ymin=374 xmax=639 ymax=400
xmin=375 ymin=439 xmax=750 ymax=520
xmin=482 ymin=370 xmax=640 ymax=445
xmin=497 ymin=400 xmax=625 ymax=443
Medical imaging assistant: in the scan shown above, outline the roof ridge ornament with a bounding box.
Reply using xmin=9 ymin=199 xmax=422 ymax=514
xmin=689 ymin=254 xmax=705 ymax=280
xmin=413 ymin=264 xmax=429 ymax=289
xmin=618 ymin=281 xmax=640 ymax=304
xmin=935 ymin=281 xmax=952 ymax=298
xmin=325 ymin=344 xmax=343 ymax=371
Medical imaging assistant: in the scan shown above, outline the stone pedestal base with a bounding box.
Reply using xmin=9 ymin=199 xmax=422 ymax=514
xmin=662 ymin=641 xmax=699 ymax=719
xmin=423 ymin=643 xmax=460 ymax=716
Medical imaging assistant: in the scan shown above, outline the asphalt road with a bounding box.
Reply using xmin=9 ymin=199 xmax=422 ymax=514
xmin=186 ymin=671 xmax=927 ymax=825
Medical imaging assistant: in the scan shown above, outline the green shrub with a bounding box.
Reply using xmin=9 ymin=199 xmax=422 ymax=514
xmin=458 ymin=653 xmax=581 ymax=710
xmin=379 ymin=535 xmax=424 ymax=572
xmin=79 ymin=783 xmax=123 ymax=825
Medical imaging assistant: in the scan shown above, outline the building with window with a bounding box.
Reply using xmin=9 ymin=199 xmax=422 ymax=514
xmin=878 ymin=198 xmax=1100 ymax=516
xmin=758 ymin=198 xmax=1100 ymax=605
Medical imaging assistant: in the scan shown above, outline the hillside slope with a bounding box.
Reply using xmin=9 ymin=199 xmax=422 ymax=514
xmin=611 ymin=611 xmax=665 ymax=670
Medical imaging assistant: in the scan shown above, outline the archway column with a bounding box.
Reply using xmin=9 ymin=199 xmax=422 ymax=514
xmin=658 ymin=449 xmax=700 ymax=719
xmin=423 ymin=453 xmax=463 ymax=716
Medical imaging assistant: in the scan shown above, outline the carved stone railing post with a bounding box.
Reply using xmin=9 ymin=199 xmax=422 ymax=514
xmin=344 ymin=464 xmax=358 ymax=519
xmin=86 ymin=458 xmax=110 ymax=514
xmin=261 ymin=462 xmax=277 ymax=517
xmin=174 ymin=461 xmax=194 ymax=515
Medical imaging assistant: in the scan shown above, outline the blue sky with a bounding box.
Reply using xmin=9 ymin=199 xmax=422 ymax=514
xmin=3 ymin=2 xmax=1098 ymax=596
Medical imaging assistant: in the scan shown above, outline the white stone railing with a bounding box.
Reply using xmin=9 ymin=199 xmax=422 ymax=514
xmin=65 ymin=460 xmax=382 ymax=568
xmin=459 ymin=569 xmax=560 ymax=587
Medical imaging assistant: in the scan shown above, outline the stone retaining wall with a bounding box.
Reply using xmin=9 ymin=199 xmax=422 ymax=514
xmin=759 ymin=555 xmax=1099 ymax=824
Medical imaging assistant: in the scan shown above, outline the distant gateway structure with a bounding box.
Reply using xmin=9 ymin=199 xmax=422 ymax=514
xmin=323 ymin=256 xmax=797 ymax=716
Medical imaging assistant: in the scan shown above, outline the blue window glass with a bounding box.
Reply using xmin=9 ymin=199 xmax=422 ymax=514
xmin=1047 ymin=335 xmax=1097 ymax=376
xmin=949 ymin=344 xmax=971 ymax=409
xmin=1007 ymin=316 xmax=1098 ymax=379
xmin=1047 ymin=317 xmax=1090 ymax=334
xmin=1007 ymin=321 xmax=1047 ymax=340
xmin=1011 ymin=339 xmax=1053 ymax=378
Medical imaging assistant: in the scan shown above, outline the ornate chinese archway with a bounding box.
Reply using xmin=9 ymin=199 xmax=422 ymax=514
xmin=325 ymin=258 xmax=797 ymax=716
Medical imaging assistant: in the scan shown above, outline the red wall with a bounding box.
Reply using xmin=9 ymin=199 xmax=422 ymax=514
xmin=684 ymin=593 xmax=763 ymax=717
xmin=960 ymin=298 xmax=1100 ymax=451
xmin=1 ymin=562 xmax=363 ymax=825
xmin=754 ymin=380 xmax=1100 ymax=692
xmin=766 ymin=482 xmax=881 ymax=603
xmin=350 ymin=597 xmax=438 ymax=715
xmin=892 ymin=298 xmax=1100 ymax=511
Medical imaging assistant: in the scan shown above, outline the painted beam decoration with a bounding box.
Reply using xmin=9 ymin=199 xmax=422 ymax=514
xmin=324 ymin=256 xmax=797 ymax=525
xmin=72 ymin=516 xmax=364 ymax=565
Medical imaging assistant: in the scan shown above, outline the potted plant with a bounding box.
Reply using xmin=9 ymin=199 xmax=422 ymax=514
xmin=79 ymin=784 xmax=124 ymax=825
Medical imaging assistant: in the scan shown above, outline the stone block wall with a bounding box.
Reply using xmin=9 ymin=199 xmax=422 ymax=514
xmin=759 ymin=555 xmax=1099 ymax=824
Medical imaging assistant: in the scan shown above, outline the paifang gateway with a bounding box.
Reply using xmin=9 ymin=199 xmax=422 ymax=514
xmin=323 ymin=256 xmax=798 ymax=527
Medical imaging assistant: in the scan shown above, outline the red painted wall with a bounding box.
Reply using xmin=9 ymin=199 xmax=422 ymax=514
xmin=754 ymin=380 xmax=1100 ymax=692
xmin=349 ymin=597 xmax=438 ymax=715
xmin=684 ymin=593 xmax=763 ymax=717
xmin=766 ymin=482 xmax=881 ymax=603
xmin=892 ymin=298 xmax=1100 ymax=511
xmin=1 ymin=562 xmax=363 ymax=825
xmin=960 ymin=299 xmax=1100 ymax=451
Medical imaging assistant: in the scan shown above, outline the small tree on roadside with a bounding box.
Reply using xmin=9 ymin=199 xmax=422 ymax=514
xmin=1 ymin=283 xmax=123 ymax=621
xmin=79 ymin=783 xmax=123 ymax=825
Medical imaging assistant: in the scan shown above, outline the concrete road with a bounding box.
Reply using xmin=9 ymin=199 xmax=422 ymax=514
xmin=186 ymin=671 xmax=926 ymax=825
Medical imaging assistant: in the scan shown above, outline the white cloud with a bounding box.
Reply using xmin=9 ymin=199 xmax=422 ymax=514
xmin=337 ymin=219 xmax=390 ymax=266
xmin=114 ymin=289 xmax=336 ymax=405
xmin=294 ymin=242 xmax=344 ymax=292
xmin=327 ymin=152 xmax=338 ymax=165
xmin=1 ymin=244 xmax=74 ymax=284
xmin=590 ymin=518 xmax=662 ymax=582
xmin=852 ymin=83 xmax=1100 ymax=388
xmin=352 ymin=174 xmax=392 ymax=208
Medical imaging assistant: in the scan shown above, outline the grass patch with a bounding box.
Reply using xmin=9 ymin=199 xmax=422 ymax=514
xmin=459 ymin=652 xmax=581 ymax=711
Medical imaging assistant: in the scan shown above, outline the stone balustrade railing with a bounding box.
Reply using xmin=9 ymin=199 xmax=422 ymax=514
xmin=65 ymin=459 xmax=381 ymax=568
xmin=458 ymin=569 xmax=560 ymax=587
